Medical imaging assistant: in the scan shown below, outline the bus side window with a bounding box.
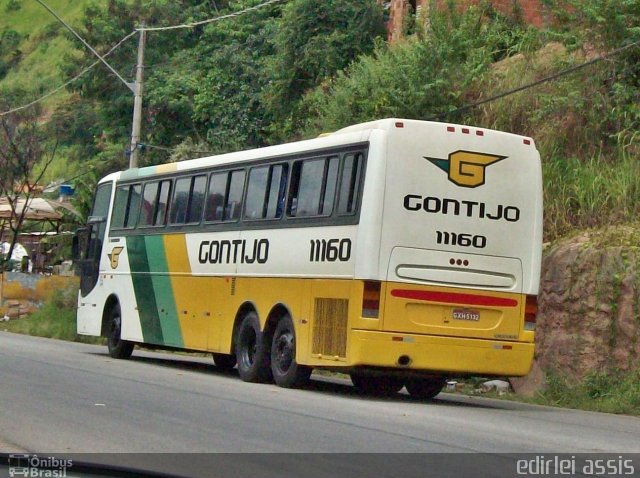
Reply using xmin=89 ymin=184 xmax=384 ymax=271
xmin=205 ymin=172 xmax=227 ymax=222
xmin=226 ymin=170 xmax=245 ymax=220
xmin=244 ymin=164 xmax=287 ymax=220
xmin=337 ymin=152 xmax=363 ymax=215
xmin=170 ymin=177 xmax=191 ymax=224
xmin=155 ymin=180 xmax=171 ymax=226
xmin=245 ymin=166 xmax=269 ymax=220
xmin=126 ymin=185 xmax=142 ymax=227
xmin=111 ymin=186 xmax=130 ymax=228
xmin=139 ymin=182 xmax=158 ymax=226
xmin=187 ymin=175 xmax=207 ymax=223
xmin=205 ymin=170 xmax=245 ymax=222
xmin=139 ymin=180 xmax=172 ymax=227
xmin=287 ymin=156 xmax=338 ymax=218
xmin=111 ymin=184 xmax=142 ymax=229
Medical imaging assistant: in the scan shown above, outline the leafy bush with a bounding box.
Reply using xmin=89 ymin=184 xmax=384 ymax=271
xmin=300 ymin=3 xmax=532 ymax=136
xmin=263 ymin=0 xmax=385 ymax=137
xmin=0 ymin=28 xmax=22 ymax=57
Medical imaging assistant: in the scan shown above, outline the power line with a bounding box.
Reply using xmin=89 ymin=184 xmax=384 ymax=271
xmin=0 ymin=30 xmax=138 ymax=117
xmin=0 ymin=0 xmax=285 ymax=116
xmin=429 ymin=40 xmax=640 ymax=121
xmin=145 ymin=41 xmax=640 ymax=157
xmin=34 ymin=0 xmax=134 ymax=92
xmin=139 ymin=0 xmax=285 ymax=32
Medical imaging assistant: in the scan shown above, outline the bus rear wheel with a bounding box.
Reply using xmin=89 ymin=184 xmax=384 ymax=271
xmin=107 ymin=304 xmax=134 ymax=359
xmin=235 ymin=312 xmax=271 ymax=383
xmin=270 ymin=315 xmax=311 ymax=388
xmin=350 ymin=374 xmax=404 ymax=396
xmin=405 ymin=377 xmax=446 ymax=400
xmin=212 ymin=353 xmax=237 ymax=370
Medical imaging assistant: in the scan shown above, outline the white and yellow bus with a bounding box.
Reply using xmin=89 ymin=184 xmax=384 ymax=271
xmin=74 ymin=118 xmax=542 ymax=398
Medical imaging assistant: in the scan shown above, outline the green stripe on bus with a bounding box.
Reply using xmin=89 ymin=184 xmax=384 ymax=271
xmin=119 ymin=169 xmax=140 ymax=181
xmin=144 ymin=235 xmax=184 ymax=347
xmin=126 ymin=235 xmax=163 ymax=344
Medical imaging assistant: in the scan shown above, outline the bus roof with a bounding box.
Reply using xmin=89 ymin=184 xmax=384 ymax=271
xmin=99 ymin=118 xmax=535 ymax=184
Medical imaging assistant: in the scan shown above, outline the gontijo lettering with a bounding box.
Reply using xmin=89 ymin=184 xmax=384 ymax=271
xmin=198 ymin=239 xmax=269 ymax=264
xmin=403 ymin=195 xmax=520 ymax=223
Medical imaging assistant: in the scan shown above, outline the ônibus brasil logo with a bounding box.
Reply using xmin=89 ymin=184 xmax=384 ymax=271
xmin=425 ymin=150 xmax=506 ymax=188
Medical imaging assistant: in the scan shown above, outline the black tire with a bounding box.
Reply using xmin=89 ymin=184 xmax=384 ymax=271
xmin=270 ymin=315 xmax=312 ymax=388
xmin=350 ymin=374 xmax=404 ymax=396
xmin=212 ymin=352 xmax=237 ymax=370
xmin=107 ymin=304 xmax=134 ymax=359
xmin=235 ymin=311 xmax=271 ymax=383
xmin=405 ymin=377 xmax=446 ymax=400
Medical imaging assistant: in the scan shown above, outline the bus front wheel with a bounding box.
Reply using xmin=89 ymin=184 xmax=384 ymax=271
xmin=235 ymin=312 xmax=271 ymax=383
xmin=270 ymin=315 xmax=311 ymax=388
xmin=107 ymin=304 xmax=134 ymax=359
xmin=405 ymin=377 xmax=446 ymax=400
xmin=350 ymin=374 xmax=404 ymax=396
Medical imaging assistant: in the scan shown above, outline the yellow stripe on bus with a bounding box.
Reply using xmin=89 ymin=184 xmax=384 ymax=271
xmin=163 ymin=234 xmax=210 ymax=350
xmin=155 ymin=163 xmax=178 ymax=174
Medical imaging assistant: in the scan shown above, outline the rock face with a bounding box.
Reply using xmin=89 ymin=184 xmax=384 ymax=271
xmin=514 ymin=228 xmax=640 ymax=394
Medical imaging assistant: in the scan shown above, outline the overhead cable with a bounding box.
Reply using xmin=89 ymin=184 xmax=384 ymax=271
xmin=139 ymin=0 xmax=285 ymax=31
xmin=430 ymin=40 xmax=640 ymax=121
xmin=0 ymin=30 xmax=138 ymax=117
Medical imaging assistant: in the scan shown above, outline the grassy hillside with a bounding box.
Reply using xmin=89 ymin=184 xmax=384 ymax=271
xmin=0 ymin=0 xmax=101 ymax=108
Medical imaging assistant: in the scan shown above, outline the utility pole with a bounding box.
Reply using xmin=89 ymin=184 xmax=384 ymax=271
xmin=35 ymin=1 xmax=147 ymax=170
xmin=129 ymin=25 xmax=146 ymax=169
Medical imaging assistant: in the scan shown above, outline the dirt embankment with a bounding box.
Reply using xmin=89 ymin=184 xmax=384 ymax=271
xmin=512 ymin=227 xmax=640 ymax=395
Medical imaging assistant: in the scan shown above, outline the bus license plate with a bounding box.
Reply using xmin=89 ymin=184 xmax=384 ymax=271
xmin=452 ymin=309 xmax=480 ymax=321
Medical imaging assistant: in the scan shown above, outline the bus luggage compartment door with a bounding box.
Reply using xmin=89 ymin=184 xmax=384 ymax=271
xmin=384 ymin=247 xmax=523 ymax=340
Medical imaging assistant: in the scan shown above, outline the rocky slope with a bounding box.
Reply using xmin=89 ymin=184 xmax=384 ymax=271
xmin=512 ymin=226 xmax=640 ymax=395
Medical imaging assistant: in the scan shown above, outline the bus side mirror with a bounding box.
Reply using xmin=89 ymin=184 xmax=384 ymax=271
xmin=87 ymin=215 xmax=105 ymax=225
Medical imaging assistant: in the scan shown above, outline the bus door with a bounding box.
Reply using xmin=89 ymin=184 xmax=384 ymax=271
xmin=74 ymin=182 xmax=112 ymax=297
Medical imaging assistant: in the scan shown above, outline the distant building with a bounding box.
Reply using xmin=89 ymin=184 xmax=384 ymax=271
xmin=380 ymin=0 xmax=554 ymax=42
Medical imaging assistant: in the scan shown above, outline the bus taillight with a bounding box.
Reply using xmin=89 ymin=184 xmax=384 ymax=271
xmin=524 ymin=295 xmax=537 ymax=331
xmin=362 ymin=281 xmax=381 ymax=318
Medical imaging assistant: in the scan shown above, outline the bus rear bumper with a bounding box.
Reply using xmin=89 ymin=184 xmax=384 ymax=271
xmin=348 ymin=329 xmax=534 ymax=377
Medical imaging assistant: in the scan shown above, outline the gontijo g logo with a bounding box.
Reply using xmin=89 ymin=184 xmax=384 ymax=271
xmin=426 ymin=150 xmax=506 ymax=188
xmin=108 ymin=246 xmax=124 ymax=269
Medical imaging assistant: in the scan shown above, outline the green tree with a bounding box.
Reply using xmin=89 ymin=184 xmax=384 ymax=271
xmin=147 ymin=0 xmax=281 ymax=154
xmin=0 ymin=100 xmax=57 ymax=271
xmin=264 ymin=0 xmax=386 ymax=137
xmin=300 ymin=3 xmax=520 ymax=135
xmin=61 ymin=0 xmax=226 ymax=167
xmin=546 ymin=0 xmax=640 ymax=144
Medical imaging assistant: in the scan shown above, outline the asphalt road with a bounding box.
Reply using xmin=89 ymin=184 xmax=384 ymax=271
xmin=1 ymin=332 xmax=639 ymax=477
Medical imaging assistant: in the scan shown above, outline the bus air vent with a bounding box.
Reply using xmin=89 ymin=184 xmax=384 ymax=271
xmin=313 ymin=298 xmax=348 ymax=358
